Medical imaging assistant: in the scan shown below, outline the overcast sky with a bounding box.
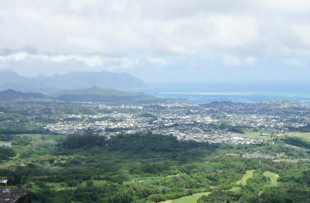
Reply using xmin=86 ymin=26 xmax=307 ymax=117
xmin=1 ymin=0 xmax=310 ymax=83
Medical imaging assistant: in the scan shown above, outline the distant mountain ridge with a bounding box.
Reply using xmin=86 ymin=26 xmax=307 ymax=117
xmin=0 ymin=89 xmax=46 ymax=101
xmin=54 ymin=86 xmax=159 ymax=103
xmin=0 ymin=70 xmax=146 ymax=93
xmin=0 ymin=87 xmax=160 ymax=103
xmin=52 ymin=86 xmax=144 ymax=97
xmin=0 ymin=70 xmax=48 ymax=92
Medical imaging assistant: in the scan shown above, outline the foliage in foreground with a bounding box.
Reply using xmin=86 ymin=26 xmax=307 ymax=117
xmin=2 ymin=133 xmax=310 ymax=203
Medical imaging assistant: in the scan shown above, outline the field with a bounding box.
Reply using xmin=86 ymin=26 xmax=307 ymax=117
xmin=237 ymin=170 xmax=255 ymax=186
xmin=243 ymin=130 xmax=273 ymax=141
xmin=160 ymin=192 xmax=210 ymax=203
xmin=286 ymin=132 xmax=310 ymax=143
xmin=263 ymin=171 xmax=279 ymax=186
xmin=16 ymin=134 xmax=66 ymax=142
xmin=163 ymin=169 xmax=276 ymax=203
xmin=228 ymin=187 xmax=242 ymax=192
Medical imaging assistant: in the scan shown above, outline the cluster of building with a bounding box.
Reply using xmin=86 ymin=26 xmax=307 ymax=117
xmin=44 ymin=100 xmax=310 ymax=144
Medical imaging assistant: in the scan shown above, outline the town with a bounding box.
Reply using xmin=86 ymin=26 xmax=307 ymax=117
xmin=11 ymin=100 xmax=305 ymax=145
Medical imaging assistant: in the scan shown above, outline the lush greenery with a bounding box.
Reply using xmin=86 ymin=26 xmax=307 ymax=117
xmin=1 ymin=132 xmax=310 ymax=203
xmin=288 ymin=124 xmax=310 ymax=133
xmin=0 ymin=134 xmax=14 ymax=141
xmin=54 ymin=86 xmax=159 ymax=103
xmin=283 ymin=137 xmax=310 ymax=149
xmin=61 ymin=134 xmax=107 ymax=149
xmin=0 ymin=146 xmax=16 ymax=161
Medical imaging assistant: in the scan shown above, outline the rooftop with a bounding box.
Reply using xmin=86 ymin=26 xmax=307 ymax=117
xmin=0 ymin=189 xmax=31 ymax=203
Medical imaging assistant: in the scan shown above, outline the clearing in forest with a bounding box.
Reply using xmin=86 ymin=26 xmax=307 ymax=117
xmin=236 ymin=170 xmax=255 ymax=186
xmin=159 ymin=192 xmax=210 ymax=203
xmin=263 ymin=171 xmax=279 ymax=186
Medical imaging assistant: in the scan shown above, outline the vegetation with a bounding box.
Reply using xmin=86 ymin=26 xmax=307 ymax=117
xmin=0 ymin=146 xmax=16 ymax=161
xmin=61 ymin=133 xmax=107 ymax=149
xmin=0 ymin=132 xmax=310 ymax=203
xmin=236 ymin=170 xmax=254 ymax=186
xmin=288 ymin=124 xmax=310 ymax=133
xmin=167 ymin=192 xmax=210 ymax=203
xmin=283 ymin=137 xmax=310 ymax=149
xmin=263 ymin=171 xmax=279 ymax=186
xmin=0 ymin=89 xmax=46 ymax=101
xmin=219 ymin=123 xmax=245 ymax=134
xmin=0 ymin=134 xmax=14 ymax=141
xmin=54 ymin=86 xmax=159 ymax=103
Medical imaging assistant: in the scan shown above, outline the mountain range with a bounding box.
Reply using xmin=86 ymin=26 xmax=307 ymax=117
xmin=54 ymin=86 xmax=158 ymax=103
xmin=0 ymin=89 xmax=46 ymax=101
xmin=0 ymin=70 xmax=146 ymax=93
xmin=0 ymin=87 xmax=159 ymax=103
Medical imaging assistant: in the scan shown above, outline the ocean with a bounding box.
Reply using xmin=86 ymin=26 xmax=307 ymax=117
xmin=128 ymin=82 xmax=310 ymax=104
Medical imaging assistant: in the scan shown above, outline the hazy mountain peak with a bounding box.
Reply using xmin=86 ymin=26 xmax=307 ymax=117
xmin=0 ymin=70 xmax=146 ymax=93
xmin=0 ymin=69 xmax=20 ymax=79
xmin=0 ymin=89 xmax=46 ymax=101
xmin=53 ymin=86 xmax=158 ymax=103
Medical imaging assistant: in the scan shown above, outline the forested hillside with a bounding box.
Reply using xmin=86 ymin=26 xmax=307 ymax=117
xmin=2 ymin=132 xmax=310 ymax=203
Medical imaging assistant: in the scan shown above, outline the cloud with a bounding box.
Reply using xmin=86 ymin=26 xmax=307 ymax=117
xmin=1 ymin=0 xmax=309 ymax=56
xmin=119 ymin=58 xmax=140 ymax=69
xmin=1 ymin=0 xmax=310 ymax=82
xmin=245 ymin=57 xmax=257 ymax=66
xmin=0 ymin=52 xmax=145 ymax=76
xmin=0 ymin=53 xmax=28 ymax=62
xmin=222 ymin=56 xmax=242 ymax=67
xmin=222 ymin=56 xmax=257 ymax=67
xmin=0 ymin=52 xmax=103 ymax=67
xmin=148 ymin=58 xmax=167 ymax=66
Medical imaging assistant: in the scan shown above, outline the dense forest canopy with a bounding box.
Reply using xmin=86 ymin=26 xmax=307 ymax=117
xmin=1 ymin=132 xmax=310 ymax=203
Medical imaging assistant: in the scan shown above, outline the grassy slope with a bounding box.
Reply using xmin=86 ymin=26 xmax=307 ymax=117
xmin=228 ymin=187 xmax=242 ymax=192
xmin=159 ymin=192 xmax=210 ymax=203
xmin=286 ymin=132 xmax=310 ymax=143
xmin=237 ymin=170 xmax=255 ymax=186
xmin=263 ymin=171 xmax=279 ymax=186
xmin=16 ymin=134 xmax=65 ymax=141
xmin=243 ymin=130 xmax=273 ymax=141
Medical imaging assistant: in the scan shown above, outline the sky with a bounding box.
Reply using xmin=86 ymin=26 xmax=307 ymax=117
xmin=0 ymin=0 xmax=310 ymax=83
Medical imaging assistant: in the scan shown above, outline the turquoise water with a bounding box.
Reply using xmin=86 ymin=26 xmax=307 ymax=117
xmin=155 ymin=91 xmax=310 ymax=104
xmin=129 ymin=83 xmax=310 ymax=104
